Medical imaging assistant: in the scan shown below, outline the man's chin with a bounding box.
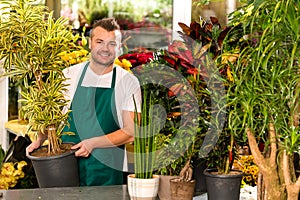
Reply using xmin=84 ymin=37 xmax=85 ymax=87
xmin=94 ymin=60 xmax=114 ymax=68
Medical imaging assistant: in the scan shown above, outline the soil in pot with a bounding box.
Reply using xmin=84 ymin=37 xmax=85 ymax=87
xmin=30 ymin=143 xmax=74 ymax=157
xmin=169 ymin=178 xmax=196 ymax=200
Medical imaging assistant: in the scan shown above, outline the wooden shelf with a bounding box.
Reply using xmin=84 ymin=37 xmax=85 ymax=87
xmin=4 ymin=119 xmax=37 ymax=142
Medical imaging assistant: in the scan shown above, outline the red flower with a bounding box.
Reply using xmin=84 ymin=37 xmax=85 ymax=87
xmin=118 ymin=51 xmax=154 ymax=68
xmin=136 ymin=52 xmax=153 ymax=64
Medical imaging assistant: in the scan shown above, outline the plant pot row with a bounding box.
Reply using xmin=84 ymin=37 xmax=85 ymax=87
xmin=27 ymin=141 xmax=243 ymax=200
xmin=128 ymin=174 xmax=196 ymax=200
xmin=127 ymin=169 xmax=243 ymax=200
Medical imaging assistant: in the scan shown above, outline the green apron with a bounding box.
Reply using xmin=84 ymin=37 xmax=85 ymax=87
xmin=62 ymin=62 xmax=124 ymax=186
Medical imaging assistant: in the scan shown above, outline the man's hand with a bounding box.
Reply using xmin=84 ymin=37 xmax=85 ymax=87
xmin=26 ymin=141 xmax=42 ymax=156
xmin=71 ymin=138 xmax=95 ymax=157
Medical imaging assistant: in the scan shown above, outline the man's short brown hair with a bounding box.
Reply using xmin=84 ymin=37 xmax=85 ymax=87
xmin=92 ymin=17 xmax=120 ymax=32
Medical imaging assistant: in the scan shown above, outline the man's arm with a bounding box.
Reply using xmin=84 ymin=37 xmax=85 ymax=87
xmin=71 ymin=110 xmax=138 ymax=157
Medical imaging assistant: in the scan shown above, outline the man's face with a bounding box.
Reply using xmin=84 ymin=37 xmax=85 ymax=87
xmin=89 ymin=27 xmax=120 ymax=67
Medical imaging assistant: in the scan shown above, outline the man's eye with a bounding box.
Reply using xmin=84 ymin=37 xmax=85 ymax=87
xmin=109 ymin=42 xmax=117 ymax=46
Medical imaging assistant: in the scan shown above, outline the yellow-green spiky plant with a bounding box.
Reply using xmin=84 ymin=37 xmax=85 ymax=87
xmin=0 ymin=0 xmax=79 ymax=155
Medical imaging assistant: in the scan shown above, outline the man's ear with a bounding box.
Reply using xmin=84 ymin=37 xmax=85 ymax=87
xmin=88 ymin=37 xmax=92 ymax=49
xmin=115 ymin=44 xmax=123 ymax=57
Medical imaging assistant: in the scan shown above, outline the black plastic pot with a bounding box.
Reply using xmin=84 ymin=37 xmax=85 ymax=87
xmin=193 ymin=158 xmax=207 ymax=194
xmin=27 ymin=144 xmax=79 ymax=188
xmin=204 ymin=168 xmax=243 ymax=200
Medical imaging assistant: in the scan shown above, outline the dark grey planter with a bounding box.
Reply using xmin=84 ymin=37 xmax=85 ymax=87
xmin=204 ymin=168 xmax=243 ymax=200
xmin=27 ymin=144 xmax=79 ymax=188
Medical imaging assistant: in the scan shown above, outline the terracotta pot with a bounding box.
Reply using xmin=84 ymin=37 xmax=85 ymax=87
xmin=169 ymin=178 xmax=196 ymax=200
xmin=158 ymin=175 xmax=179 ymax=200
xmin=127 ymin=174 xmax=160 ymax=200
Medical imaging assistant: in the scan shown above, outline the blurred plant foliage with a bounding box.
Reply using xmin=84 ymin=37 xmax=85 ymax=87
xmin=66 ymin=0 xmax=172 ymax=28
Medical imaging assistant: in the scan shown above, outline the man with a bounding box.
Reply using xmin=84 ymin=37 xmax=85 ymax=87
xmin=27 ymin=18 xmax=141 ymax=186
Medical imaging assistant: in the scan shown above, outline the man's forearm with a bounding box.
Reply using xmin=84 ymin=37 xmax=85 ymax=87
xmin=87 ymin=129 xmax=134 ymax=149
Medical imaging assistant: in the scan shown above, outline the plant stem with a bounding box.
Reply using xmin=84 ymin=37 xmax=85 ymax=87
xmin=47 ymin=124 xmax=60 ymax=154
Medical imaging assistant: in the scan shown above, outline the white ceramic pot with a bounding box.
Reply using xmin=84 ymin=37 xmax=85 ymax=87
xmin=127 ymin=174 xmax=160 ymax=200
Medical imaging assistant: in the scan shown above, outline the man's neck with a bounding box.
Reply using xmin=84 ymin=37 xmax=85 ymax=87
xmin=89 ymin=61 xmax=113 ymax=76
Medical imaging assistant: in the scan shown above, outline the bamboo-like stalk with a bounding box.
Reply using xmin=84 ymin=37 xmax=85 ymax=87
xmin=133 ymin=90 xmax=159 ymax=179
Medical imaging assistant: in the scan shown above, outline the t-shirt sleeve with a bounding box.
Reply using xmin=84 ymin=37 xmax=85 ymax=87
xmin=121 ymin=74 xmax=142 ymax=113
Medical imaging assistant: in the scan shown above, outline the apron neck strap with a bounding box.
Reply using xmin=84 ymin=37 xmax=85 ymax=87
xmin=111 ymin=67 xmax=117 ymax=88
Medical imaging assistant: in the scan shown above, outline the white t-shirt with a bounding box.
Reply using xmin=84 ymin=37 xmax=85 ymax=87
xmin=62 ymin=61 xmax=142 ymax=128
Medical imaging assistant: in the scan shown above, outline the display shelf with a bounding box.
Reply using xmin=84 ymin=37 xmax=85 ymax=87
xmin=4 ymin=119 xmax=37 ymax=142
xmin=0 ymin=184 xmax=210 ymax=200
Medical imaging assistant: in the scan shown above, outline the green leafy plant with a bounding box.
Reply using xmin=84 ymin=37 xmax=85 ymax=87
xmin=117 ymin=16 xmax=244 ymax=178
xmin=228 ymin=0 xmax=300 ymax=199
xmin=133 ymin=60 xmax=198 ymax=181
xmin=165 ymin=16 xmax=245 ymax=175
xmin=0 ymin=0 xmax=79 ymax=155
xmin=153 ymin=79 xmax=198 ymax=180
xmin=122 ymin=16 xmax=243 ymax=177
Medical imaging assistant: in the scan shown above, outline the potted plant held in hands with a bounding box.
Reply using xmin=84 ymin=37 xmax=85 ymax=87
xmin=0 ymin=0 xmax=80 ymax=187
xmin=127 ymin=90 xmax=163 ymax=200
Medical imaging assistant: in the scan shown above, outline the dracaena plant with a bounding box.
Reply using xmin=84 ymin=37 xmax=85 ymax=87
xmin=0 ymin=0 xmax=79 ymax=155
xmin=227 ymin=0 xmax=300 ymax=199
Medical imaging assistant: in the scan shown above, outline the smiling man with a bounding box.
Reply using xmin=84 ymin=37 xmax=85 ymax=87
xmin=27 ymin=18 xmax=142 ymax=186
